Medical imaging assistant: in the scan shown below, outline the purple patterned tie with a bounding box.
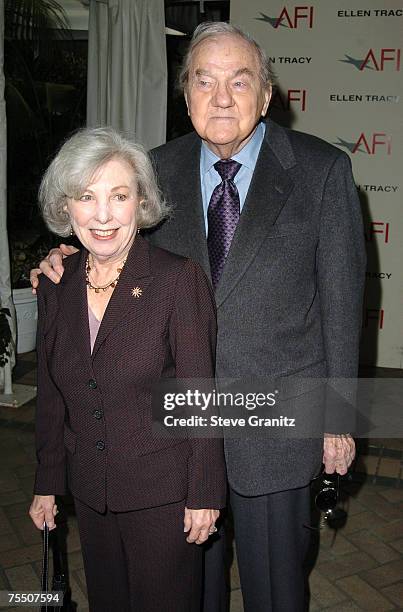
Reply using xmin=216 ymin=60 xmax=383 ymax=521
xmin=207 ymin=159 xmax=242 ymax=289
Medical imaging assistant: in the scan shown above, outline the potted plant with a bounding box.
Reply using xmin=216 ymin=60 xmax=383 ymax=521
xmin=0 ymin=307 xmax=13 ymax=394
xmin=10 ymin=231 xmax=58 ymax=353
xmin=5 ymin=0 xmax=85 ymax=353
xmin=0 ymin=308 xmax=12 ymax=368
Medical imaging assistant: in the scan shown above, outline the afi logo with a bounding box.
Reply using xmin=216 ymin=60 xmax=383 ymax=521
xmin=366 ymin=222 xmax=390 ymax=244
xmin=353 ymin=133 xmax=392 ymax=155
xmin=271 ymin=88 xmax=307 ymax=111
xmin=256 ymin=6 xmax=314 ymax=29
xmin=361 ymin=49 xmax=400 ymax=71
xmin=363 ymin=309 xmax=384 ymax=330
xmin=275 ymin=6 xmax=314 ymax=28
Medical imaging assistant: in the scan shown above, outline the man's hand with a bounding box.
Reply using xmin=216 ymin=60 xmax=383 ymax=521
xmin=29 ymin=495 xmax=58 ymax=530
xmin=30 ymin=244 xmax=79 ymax=294
xmin=183 ymin=507 xmax=220 ymax=545
xmin=323 ymin=434 xmax=355 ymax=475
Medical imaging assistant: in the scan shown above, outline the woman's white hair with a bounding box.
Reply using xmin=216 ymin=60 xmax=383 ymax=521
xmin=178 ymin=21 xmax=275 ymax=92
xmin=38 ymin=127 xmax=170 ymax=236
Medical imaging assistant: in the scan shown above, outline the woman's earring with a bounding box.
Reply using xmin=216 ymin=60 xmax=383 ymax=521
xmin=70 ymin=226 xmax=74 ymax=236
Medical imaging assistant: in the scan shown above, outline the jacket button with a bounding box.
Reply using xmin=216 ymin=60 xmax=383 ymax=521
xmin=96 ymin=440 xmax=105 ymax=451
xmin=93 ymin=409 xmax=103 ymax=420
xmin=89 ymin=379 xmax=97 ymax=389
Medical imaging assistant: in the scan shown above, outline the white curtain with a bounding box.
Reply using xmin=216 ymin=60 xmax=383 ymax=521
xmin=0 ymin=0 xmax=16 ymax=389
xmin=87 ymin=0 xmax=167 ymax=150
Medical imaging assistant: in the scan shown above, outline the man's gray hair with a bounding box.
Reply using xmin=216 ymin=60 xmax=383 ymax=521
xmin=39 ymin=127 xmax=170 ymax=236
xmin=179 ymin=21 xmax=275 ymax=91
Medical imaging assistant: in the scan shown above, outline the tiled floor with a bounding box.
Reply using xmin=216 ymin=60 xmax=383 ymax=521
xmin=0 ymin=353 xmax=402 ymax=611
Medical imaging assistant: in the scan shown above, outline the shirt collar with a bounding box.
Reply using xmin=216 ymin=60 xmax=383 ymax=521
xmin=200 ymin=121 xmax=266 ymax=174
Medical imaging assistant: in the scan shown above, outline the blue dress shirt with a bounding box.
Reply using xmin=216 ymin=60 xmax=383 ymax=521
xmin=200 ymin=121 xmax=266 ymax=234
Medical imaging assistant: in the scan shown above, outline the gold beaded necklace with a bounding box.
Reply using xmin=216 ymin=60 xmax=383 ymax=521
xmin=85 ymin=254 xmax=127 ymax=293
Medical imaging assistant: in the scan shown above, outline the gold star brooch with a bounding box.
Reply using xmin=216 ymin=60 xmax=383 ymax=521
xmin=131 ymin=287 xmax=143 ymax=298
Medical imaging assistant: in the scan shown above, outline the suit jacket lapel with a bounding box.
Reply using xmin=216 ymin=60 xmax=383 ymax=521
xmin=58 ymin=248 xmax=92 ymax=370
xmin=91 ymin=235 xmax=152 ymax=359
xmin=170 ymin=135 xmax=211 ymax=278
xmin=215 ymin=121 xmax=296 ymax=308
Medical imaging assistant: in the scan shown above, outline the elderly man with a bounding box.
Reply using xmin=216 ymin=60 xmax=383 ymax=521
xmin=32 ymin=22 xmax=365 ymax=612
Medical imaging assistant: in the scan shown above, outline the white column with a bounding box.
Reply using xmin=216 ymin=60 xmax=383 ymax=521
xmin=0 ymin=0 xmax=16 ymax=392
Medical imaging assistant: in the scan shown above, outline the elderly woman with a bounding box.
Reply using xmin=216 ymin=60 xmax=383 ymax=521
xmin=29 ymin=127 xmax=226 ymax=612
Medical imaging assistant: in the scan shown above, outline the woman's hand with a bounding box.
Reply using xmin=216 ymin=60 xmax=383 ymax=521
xmin=30 ymin=244 xmax=79 ymax=294
xmin=184 ymin=507 xmax=220 ymax=545
xmin=29 ymin=495 xmax=58 ymax=530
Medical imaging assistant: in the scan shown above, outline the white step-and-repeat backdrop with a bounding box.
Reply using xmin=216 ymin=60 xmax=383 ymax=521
xmin=231 ymin=0 xmax=402 ymax=368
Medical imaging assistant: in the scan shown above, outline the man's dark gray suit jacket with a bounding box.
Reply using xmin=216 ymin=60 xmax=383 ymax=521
xmin=148 ymin=118 xmax=366 ymax=496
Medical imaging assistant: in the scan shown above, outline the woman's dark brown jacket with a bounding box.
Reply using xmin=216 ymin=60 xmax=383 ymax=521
xmin=34 ymin=236 xmax=226 ymax=513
